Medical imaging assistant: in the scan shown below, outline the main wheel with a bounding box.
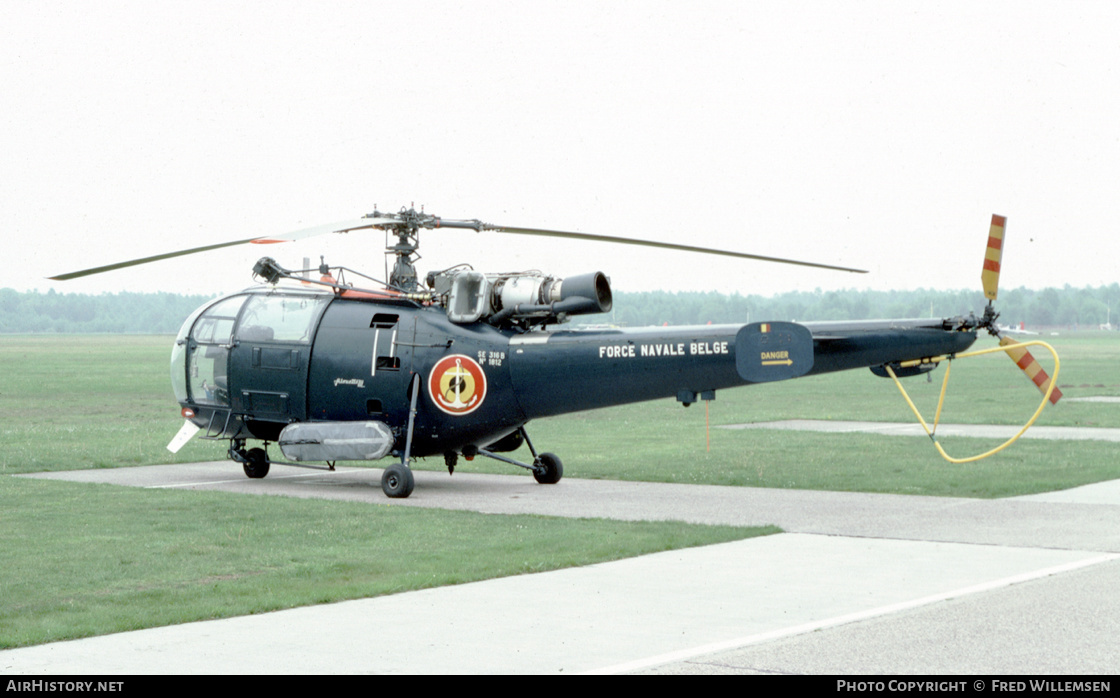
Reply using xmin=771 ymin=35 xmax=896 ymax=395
xmin=381 ymin=463 xmax=415 ymax=498
xmin=242 ymin=447 xmax=270 ymax=479
xmin=532 ymin=452 xmax=563 ymax=484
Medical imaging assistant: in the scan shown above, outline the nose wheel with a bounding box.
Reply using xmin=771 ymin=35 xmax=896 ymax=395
xmin=243 ymin=448 xmax=271 ymax=478
xmin=231 ymin=441 xmax=271 ymax=479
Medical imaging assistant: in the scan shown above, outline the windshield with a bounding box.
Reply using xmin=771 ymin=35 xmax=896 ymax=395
xmin=170 ymin=294 xmax=249 ymax=406
xmin=236 ymin=294 xmax=329 ymax=344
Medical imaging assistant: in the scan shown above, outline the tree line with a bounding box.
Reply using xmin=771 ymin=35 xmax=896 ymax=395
xmin=602 ymin=284 xmax=1120 ymax=330
xmin=0 ymin=289 xmax=213 ymax=334
xmin=2 ymin=284 xmax=1118 ymax=334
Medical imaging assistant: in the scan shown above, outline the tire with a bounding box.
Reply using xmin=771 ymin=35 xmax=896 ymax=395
xmin=533 ymin=452 xmax=563 ymax=485
xmin=242 ymin=447 xmax=270 ymax=479
xmin=381 ymin=463 xmax=415 ymax=498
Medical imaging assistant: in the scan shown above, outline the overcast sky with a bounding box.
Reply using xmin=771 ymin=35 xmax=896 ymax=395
xmin=4 ymin=1 xmax=1118 ymax=299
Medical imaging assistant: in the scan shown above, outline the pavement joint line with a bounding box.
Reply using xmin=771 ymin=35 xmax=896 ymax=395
xmin=584 ymin=552 xmax=1120 ymax=675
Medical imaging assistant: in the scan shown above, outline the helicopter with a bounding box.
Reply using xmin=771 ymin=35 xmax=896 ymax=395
xmin=51 ymin=208 xmax=1061 ymax=498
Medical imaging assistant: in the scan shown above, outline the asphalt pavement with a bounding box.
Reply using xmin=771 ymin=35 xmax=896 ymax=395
xmin=5 ymin=425 xmax=1120 ymax=674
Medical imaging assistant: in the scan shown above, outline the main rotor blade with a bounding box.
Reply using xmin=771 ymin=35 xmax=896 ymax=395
xmin=250 ymin=217 xmax=400 ymax=243
xmin=489 ymin=225 xmax=868 ymax=274
xmin=49 ymin=237 xmax=266 ymax=280
xmin=48 ymin=218 xmax=389 ymax=281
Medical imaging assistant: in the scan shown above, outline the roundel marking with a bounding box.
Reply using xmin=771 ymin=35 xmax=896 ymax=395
xmin=428 ymin=354 xmax=487 ymax=415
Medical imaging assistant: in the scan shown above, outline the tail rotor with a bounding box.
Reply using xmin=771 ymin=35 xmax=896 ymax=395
xmin=979 ymin=214 xmax=1062 ymax=405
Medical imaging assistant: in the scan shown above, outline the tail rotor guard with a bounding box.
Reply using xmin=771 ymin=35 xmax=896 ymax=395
xmin=882 ymin=214 xmax=1062 ymax=463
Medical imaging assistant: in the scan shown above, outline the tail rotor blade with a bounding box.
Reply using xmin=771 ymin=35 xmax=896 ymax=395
xmin=981 ymin=214 xmax=1006 ymax=301
xmin=998 ymin=334 xmax=1062 ymax=405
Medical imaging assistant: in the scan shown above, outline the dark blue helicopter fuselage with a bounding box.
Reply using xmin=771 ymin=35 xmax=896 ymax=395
xmin=174 ymin=287 xmax=978 ymax=461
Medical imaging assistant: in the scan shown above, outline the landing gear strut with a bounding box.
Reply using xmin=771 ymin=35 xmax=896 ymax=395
xmin=476 ymin=427 xmax=564 ymax=485
xmin=381 ymin=375 xmax=421 ymax=499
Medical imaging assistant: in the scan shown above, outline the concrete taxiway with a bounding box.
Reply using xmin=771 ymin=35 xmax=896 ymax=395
xmin=7 ymin=450 xmax=1120 ymax=674
xmin=722 ymin=418 xmax=1120 ymax=442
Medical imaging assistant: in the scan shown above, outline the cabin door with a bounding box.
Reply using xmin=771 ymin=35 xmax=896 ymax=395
xmin=228 ymin=294 xmax=331 ymax=423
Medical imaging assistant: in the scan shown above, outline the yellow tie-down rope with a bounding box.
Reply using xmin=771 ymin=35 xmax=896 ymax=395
xmin=884 ymin=340 xmax=1061 ymax=463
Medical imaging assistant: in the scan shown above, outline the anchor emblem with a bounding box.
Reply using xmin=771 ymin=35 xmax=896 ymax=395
xmin=428 ymin=354 xmax=487 ymax=415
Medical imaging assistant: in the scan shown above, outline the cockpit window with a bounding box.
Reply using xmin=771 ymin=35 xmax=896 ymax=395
xmin=185 ymin=294 xmax=249 ymax=406
xmin=191 ymin=295 xmax=245 ymax=345
xmin=173 ymin=292 xmax=330 ymax=408
xmin=236 ymin=295 xmax=329 ymax=344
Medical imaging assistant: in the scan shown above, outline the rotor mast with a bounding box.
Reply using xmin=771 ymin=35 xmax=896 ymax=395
xmin=369 ymin=206 xmax=490 ymax=291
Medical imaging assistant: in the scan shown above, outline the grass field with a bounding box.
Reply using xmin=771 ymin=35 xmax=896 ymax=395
xmin=0 ymin=476 xmax=772 ymax=648
xmin=2 ymin=331 xmax=1117 ymax=647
